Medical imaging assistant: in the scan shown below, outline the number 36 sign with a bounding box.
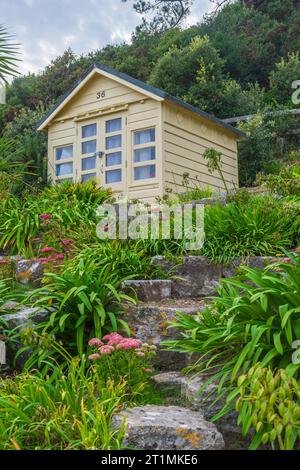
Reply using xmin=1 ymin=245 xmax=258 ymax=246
xmin=97 ymin=91 xmax=106 ymax=99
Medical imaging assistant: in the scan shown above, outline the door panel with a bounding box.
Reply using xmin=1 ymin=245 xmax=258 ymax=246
xmin=76 ymin=113 xmax=127 ymax=194
xmin=101 ymin=113 xmax=126 ymax=194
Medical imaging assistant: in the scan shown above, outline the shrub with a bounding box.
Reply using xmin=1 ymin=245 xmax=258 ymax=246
xmin=235 ymin=365 xmax=300 ymax=450
xmin=24 ymin=254 xmax=136 ymax=358
xmin=88 ymin=333 xmax=156 ymax=396
xmin=0 ymin=181 xmax=111 ymax=255
xmin=72 ymin=240 xmax=169 ymax=280
xmin=0 ymin=358 xmax=125 ymax=450
xmin=165 ymin=255 xmax=300 ymax=418
xmin=201 ymin=196 xmax=296 ymax=263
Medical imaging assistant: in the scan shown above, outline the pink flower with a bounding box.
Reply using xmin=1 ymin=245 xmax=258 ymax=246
xmin=39 ymin=214 xmax=51 ymax=220
xmin=88 ymin=353 xmax=101 ymax=361
xmin=116 ymin=338 xmax=142 ymax=350
xmin=144 ymin=368 xmax=154 ymax=373
xmin=99 ymin=345 xmax=114 ymax=355
xmin=33 ymin=237 xmax=41 ymax=242
xmin=102 ymin=333 xmax=124 ymax=343
xmin=40 ymin=247 xmax=56 ymax=253
xmin=88 ymin=338 xmax=104 ymax=348
xmin=54 ymin=254 xmax=65 ymax=260
xmin=40 ymin=258 xmax=55 ymax=265
xmin=0 ymin=259 xmax=9 ymax=265
xmin=136 ymin=351 xmax=145 ymax=357
xmin=60 ymin=239 xmax=74 ymax=246
xmin=283 ymin=258 xmax=292 ymax=264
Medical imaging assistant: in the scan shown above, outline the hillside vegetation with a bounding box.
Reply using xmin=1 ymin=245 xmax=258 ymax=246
xmin=0 ymin=0 xmax=299 ymax=190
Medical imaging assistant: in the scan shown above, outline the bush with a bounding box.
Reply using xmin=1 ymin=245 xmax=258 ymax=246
xmin=235 ymin=365 xmax=300 ymax=450
xmin=0 ymin=181 xmax=111 ymax=255
xmin=0 ymin=358 xmax=125 ymax=450
xmin=88 ymin=333 xmax=156 ymax=396
xmin=24 ymin=253 xmax=136 ymax=359
xmin=201 ymin=196 xmax=296 ymax=263
xmin=165 ymin=255 xmax=300 ymax=429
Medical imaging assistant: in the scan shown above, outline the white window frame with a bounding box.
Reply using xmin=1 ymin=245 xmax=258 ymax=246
xmin=54 ymin=144 xmax=74 ymax=182
xmin=132 ymin=126 xmax=157 ymax=185
xmin=104 ymin=116 xmax=123 ymax=186
xmin=80 ymin=122 xmax=98 ymax=183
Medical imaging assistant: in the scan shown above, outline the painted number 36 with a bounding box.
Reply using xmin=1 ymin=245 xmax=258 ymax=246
xmin=97 ymin=91 xmax=106 ymax=99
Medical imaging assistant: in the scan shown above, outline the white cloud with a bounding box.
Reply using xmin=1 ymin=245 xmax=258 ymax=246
xmin=1 ymin=0 xmax=213 ymax=75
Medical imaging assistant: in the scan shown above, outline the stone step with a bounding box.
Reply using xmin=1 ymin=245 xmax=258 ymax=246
xmin=152 ymin=255 xmax=285 ymax=298
xmin=122 ymin=279 xmax=171 ymax=302
xmin=112 ymin=405 xmax=225 ymax=450
xmin=152 ymin=371 xmax=250 ymax=450
xmin=0 ymin=305 xmax=51 ymax=369
xmin=123 ymin=298 xmax=206 ymax=370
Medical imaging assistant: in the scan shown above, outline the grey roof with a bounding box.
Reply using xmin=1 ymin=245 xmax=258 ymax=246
xmin=37 ymin=62 xmax=245 ymax=138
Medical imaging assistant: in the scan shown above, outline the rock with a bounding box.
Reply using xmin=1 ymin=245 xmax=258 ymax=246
xmin=0 ymin=306 xmax=50 ymax=369
xmin=152 ymin=256 xmax=222 ymax=298
xmin=182 ymin=374 xmax=249 ymax=450
xmin=152 ymin=371 xmax=185 ymax=395
xmin=122 ymin=280 xmax=172 ymax=302
xmin=1 ymin=306 xmax=49 ymax=329
xmin=112 ymin=405 xmax=225 ymax=450
xmin=222 ymin=256 xmax=284 ymax=278
xmin=123 ymin=298 xmax=205 ymax=369
xmin=15 ymin=259 xmax=45 ymax=285
xmin=1 ymin=301 xmax=22 ymax=311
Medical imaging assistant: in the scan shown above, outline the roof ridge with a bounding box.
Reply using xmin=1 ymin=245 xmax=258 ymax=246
xmin=37 ymin=62 xmax=245 ymax=138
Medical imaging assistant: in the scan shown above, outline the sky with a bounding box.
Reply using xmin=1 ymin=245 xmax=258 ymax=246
xmin=1 ymin=0 xmax=213 ymax=75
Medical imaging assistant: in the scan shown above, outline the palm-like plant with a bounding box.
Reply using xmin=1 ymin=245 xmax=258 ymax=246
xmin=0 ymin=24 xmax=20 ymax=83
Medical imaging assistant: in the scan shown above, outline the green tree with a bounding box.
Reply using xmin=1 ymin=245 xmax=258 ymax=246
xmin=149 ymin=35 xmax=224 ymax=101
xmin=121 ymin=0 xmax=193 ymax=33
xmin=200 ymin=1 xmax=291 ymax=85
xmin=269 ymin=52 xmax=300 ymax=106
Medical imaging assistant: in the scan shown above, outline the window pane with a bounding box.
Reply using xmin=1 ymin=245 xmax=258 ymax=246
xmin=134 ymin=128 xmax=155 ymax=145
xmin=106 ymin=152 xmax=122 ymax=167
xmin=134 ymin=146 xmax=155 ymax=163
xmin=134 ymin=165 xmax=156 ymax=181
xmin=82 ymin=124 xmax=96 ymax=138
xmin=106 ymin=118 xmax=121 ymax=133
xmin=82 ymin=173 xmax=96 ymax=183
xmin=56 ymin=145 xmax=73 ymax=161
xmin=56 ymin=162 xmax=73 ymax=176
xmin=106 ymin=135 xmax=121 ymax=150
xmin=106 ymin=169 xmax=122 ymax=184
xmin=82 ymin=156 xmax=96 ymax=171
xmin=82 ymin=140 xmax=96 ymax=155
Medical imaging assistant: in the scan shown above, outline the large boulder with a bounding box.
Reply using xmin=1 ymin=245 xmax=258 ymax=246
xmin=152 ymin=256 xmax=222 ymax=298
xmin=152 ymin=371 xmax=249 ymax=450
xmin=0 ymin=306 xmax=50 ymax=369
xmin=112 ymin=405 xmax=225 ymax=450
xmin=123 ymin=298 xmax=205 ymax=369
xmin=15 ymin=259 xmax=45 ymax=285
xmin=122 ymin=280 xmax=171 ymax=302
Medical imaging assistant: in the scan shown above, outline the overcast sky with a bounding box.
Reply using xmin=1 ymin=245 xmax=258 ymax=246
xmin=1 ymin=0 xmax=213 ymax=75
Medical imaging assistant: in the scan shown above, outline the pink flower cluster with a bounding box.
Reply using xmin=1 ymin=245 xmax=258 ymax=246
xmin=0 ymin=258 xmax=10 ymax=265
xmin=88 ymin=333 xmax=143 ymax=359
